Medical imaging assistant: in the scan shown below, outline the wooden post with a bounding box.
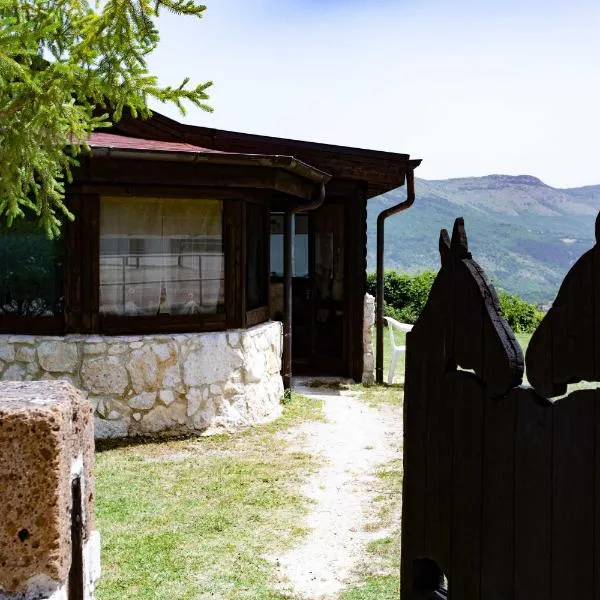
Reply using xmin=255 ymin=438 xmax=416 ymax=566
xmin=283 ymin=211 xmax=293 ymax=390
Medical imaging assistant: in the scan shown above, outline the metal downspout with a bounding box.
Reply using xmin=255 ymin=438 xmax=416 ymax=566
xmin=283 ymin=183 xmax=327 ymax=390
xmin=375 ymin=166 xmax=417 ymax=384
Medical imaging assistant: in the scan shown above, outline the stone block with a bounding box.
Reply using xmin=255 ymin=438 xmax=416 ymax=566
xmin=128 ymin=392 xmax=156 ymax=410
xmin=83 ymin=343 xmax=107 ymax=356
xmin=14 ymin=345 xmax=36 ymax=363
xmin=0 ymin=343 xmax=15 ymax=362
xmin=140 ymin=402 xmax=187 ymax=434
xmin=127 ymin=347 xmax=159 ymax=393
xmin=159 ymin=390 xmax=176 ymax=406
xmin=2 ymin=364 xmax=26 ymax=381
xmin=183 ymin=337 xmax=243 ymax=386
xmin=81 ymin=356 xmax=129 ymax=396
xmin=37 ymin=341 xmax=79 ymax=374
xmin=0 ymin=381 xmax=96 ymax=597
xmin=94 ymin=416 xmax=128 ymax=439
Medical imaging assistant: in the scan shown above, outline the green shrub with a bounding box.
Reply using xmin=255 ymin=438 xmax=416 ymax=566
xmin=367 ymin=270 xmax=543 ymax=333
xmin=497 ymin=291 xmax=544 ymax=333
xmin=366 ymin=270 xmax=436 ymax=324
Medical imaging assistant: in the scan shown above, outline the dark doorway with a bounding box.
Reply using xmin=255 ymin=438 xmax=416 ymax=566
xmin=270 ymin=205 xmax=345 ymax=376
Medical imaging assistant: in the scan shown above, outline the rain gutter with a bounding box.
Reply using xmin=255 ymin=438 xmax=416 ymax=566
xmin=375 ymin=160 xmax=421 ymax=384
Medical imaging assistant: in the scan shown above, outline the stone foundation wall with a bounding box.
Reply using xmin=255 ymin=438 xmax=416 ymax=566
xmin=362 ymin=294 xmax=375 ymax=385
xmin=0 ymin=321 xmax=284 ymax=439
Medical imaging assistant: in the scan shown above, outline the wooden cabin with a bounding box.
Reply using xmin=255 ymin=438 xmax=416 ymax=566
xmin=0 ymin=111 xmax=418 ymax=437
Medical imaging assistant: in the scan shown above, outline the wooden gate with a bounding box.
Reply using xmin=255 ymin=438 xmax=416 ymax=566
xmin=401 ymin=213 xmax=600 ymax=599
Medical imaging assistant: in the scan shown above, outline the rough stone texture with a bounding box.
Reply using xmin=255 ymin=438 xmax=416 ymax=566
xmin=0 ymin=321 xmax=284 ymax=439
xmin=362 ymin=294 xmax=375 ymax=385
xmin=0 ymin=381 xmax=96 ymax=597
xmin=37 ymin=341 xmax=79 ymax=374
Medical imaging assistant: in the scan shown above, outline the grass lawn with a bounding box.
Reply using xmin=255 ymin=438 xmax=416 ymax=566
xmin=94 ymin=394 xmax=325 ymax=600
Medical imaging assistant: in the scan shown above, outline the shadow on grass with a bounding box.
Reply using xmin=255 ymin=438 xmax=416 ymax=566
xmin=95 ymin=431 xmax=215 ymax=453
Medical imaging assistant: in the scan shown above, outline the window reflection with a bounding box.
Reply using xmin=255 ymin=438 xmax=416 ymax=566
xmin=0 ymin=221 xmax=64 ymax=316
xmin=269 ymin=213 xmax=309 ymax=278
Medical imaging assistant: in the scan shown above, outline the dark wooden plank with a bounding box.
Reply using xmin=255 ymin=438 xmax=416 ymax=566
xmin=422 ymin=366 xmax=454 ymax=579
xmin=64 ymin=192 xmax=82 ymax=333
xmin=552 ymin=390 xmax=595 ymax=599
xmin=0 ymin=316 xmax=64 ymax=335
xmin=527 ymin=247 xmax=596 ymax=397
xmin=245 ymin=306 xmax=269 ymax=328
xmin=100 ymin=314 xmax=226 ymax=335
xmin=400 ymin=338 xmax=429 ymax=600
xmin=453 ymin=260 xmax=484 ymax=377
xmin=595 ymin=388 xmax=600 ymax=600
xmin=343 ymin=191 xmax=366 ymax=381
xmin=480 ymin=391 xmax=516 ymax=600
xmin=78 ymin=159 xmax=318 ymax=200
xmin=73 ymin=183 xmax=273 ymax=202
xmin=450 ymin=371 xmax=484 ymax=600
xmin=514 ymin=388 xmax=552 ymax=600
xmin=224 ymin=200 xmax=244 ymax=329
xmin=594 ymin=248 xmax=600 ymax=381
xmin=80 ymin=194 xmax=100 ymax=333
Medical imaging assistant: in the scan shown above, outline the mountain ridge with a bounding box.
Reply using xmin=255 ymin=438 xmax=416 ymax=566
xmin=366 ymin=174 xmax=600 ymax=304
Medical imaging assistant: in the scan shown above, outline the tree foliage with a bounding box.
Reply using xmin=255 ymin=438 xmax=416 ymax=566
xmin=366 ymin=270 xmax=437 ymax=325
xmin=367 ymin=270 xmax=545 ymax=334
xmin=0 ymin=0 xmax=213 ymax=237
xmin=497 ymin=290 xmax=544 ymax=334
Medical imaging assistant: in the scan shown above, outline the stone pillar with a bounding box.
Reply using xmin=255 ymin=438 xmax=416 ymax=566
xmin=0 ymin=381 xmax=100 ymax=600
xmin=362 ymin=294 xmax=375 ymax=385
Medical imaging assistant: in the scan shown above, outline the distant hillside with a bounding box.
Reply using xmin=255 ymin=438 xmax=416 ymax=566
xmin=367 ymin=175 xmax=600 ymax=304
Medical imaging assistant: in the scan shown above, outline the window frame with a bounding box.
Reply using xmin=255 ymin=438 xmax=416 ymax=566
xmin=95 ymin=192 xmax=230 ymax=335
xmin=245 ymin=201 xmax=270 ymax=323
xmin=0 ymin=218 xmax=66 ymax=335
xmin=98 ymin=195 xmax=226 ymax=331
xmin=0 ymin=189 xmax=274 ymax=336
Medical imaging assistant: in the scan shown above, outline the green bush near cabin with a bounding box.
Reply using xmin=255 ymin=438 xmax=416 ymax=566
xmin=366 ymin=270 xmax=544 ymax=334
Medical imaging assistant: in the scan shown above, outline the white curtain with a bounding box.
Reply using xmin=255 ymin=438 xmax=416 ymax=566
xmin=100 ymin=197 xmax=224 ymax=316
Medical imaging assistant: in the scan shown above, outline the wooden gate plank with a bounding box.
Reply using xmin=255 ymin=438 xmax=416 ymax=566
xmin=400 ymin=339 xmax=430 ymax=600
xmin=450 ymin=372 xmax=483 ymax=600
xmin=423 ymin=370 xmax=454 ymax=579
xmin=514 ymin=388 xmax=552 ymax=600
xmin=481 ymin=391 xmax=516 ymax=600
xmin=552 ymin=389 xmax=595 ymax=599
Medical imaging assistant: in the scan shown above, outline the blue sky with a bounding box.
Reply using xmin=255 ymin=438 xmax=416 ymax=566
xmin=148 ymin=0 xmax=600 ymax=188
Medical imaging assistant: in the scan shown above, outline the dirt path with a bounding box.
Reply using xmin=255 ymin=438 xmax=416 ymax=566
xmin=271 ymin=379 xmax=403 ymax=599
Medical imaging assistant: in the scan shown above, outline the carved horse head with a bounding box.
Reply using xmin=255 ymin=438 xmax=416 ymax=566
xmin=526 ymin=211 xmax=600 ymax=397
xmin=411 ymin=218 xmax=524 ymax=398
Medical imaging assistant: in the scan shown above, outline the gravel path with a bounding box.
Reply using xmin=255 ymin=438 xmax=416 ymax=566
xmin=271 ymin=380 xmax=403 ymax=599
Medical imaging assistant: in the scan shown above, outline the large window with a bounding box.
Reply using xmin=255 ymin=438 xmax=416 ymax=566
xmin=269 ymin=213 xmax=309 ymax=278
xmin=0 ymin=220 xmax=64 ymax=318
xmin=100 ymin=197 xmax=224 ymax=317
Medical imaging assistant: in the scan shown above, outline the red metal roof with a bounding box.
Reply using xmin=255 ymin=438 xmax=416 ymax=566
xmin=88 ymin=132 xmax=225 ymax=154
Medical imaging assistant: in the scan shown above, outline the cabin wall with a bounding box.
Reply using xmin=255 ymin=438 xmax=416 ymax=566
xmin=0 ymin=321 xmax=283 ymax=439
xmin=340 ymin=182 xmax=368 ymax=381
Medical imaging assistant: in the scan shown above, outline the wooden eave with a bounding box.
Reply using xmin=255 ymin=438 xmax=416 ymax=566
xmin=77 ymin=144 xmax=331 ymax=201
xmin=110 ymin=112 xmax=418 ymax=199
